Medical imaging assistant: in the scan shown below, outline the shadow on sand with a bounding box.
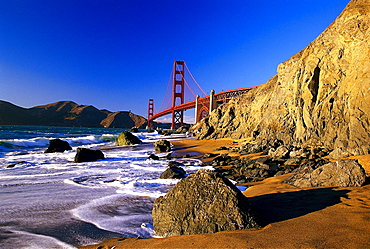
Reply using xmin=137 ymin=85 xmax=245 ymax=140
xmin=248 ymin=188 xmax=350 ymax=226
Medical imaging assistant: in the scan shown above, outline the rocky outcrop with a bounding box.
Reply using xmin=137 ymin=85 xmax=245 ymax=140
xmin=210 ymin=142 xmax=331 ymax=184
xmin=44 ymin=139 xmax=72 ymax=153
xmin=193 ymin=0 xmax=370 ymax=158
xmin=116 ymin=131 xmax=142 ymax=146
xmin=74 ymin=148 xmax=105 ymax=163
xmin=0 ymin=100 xmax=147 ymax=128
xmin=152 ymin=169 xmax=260 ymax=237
xmin=284 ymin=159 xmax=366 ymax=188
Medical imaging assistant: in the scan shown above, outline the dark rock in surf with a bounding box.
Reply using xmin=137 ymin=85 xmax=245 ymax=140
xmin=159 ymin=165 xmax=186 ymax=179
xmin=168 ymin=161 xmax=185 ymax=167
xmin=44 ymin=139 xmax=72 ymax=153
xmin=6 ymin=161 xmax=27 ymax=168
xmin=148 ymin=154 xmax=159 ymax=160
xmin=74 ymin=148 xmax=105 ymax=163
xmin=154 ymin=140 xmax=171 ymax=153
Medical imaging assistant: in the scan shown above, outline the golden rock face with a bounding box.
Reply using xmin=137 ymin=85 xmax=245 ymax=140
xmin=194 ymin=0 xmax=370 ymax=157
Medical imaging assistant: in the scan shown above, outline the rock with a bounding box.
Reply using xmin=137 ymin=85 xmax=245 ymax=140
xmin=116 ymin=131 xmax=141 ymax=146
xmin=212 ymin=154 xmax=231 ymax=164
xmin=174 ymin=126 xmax=189 ymax=134
xmin=329 ymin=147 xmax=353 ymax=160
xmin=152 ymin=169 xmax=260 ymax=237
xmin=289 ymin=148 xmax=308 ymax=158
xmin=74 ymin=148 xmax=105 ymax=163
xmin=238 ymin=139 xmax=283 ymax=155
xmin=284 ymin=158 xmax=302 ymax=166
xmin=215 ymin=146 xmax=228 ymax=151
xmin=168 ymin=161 xmax=185 ymax=167
xmin=193 ymin=1 xmax=370 ymax=157
xmin=159 ymin=165 xmax=186 ymax=179
xmin=284 ymin=159 xmax=366 ymax=188
xmin=202 ymin=153 xmax=219 ymax=159
xmin=6 ymin=161 xmax=27 ymax=168
xmin=235 ymin=162 xmax=271 ymax=182
xmin=154 ymin=140 xmax=171 ymax=153
xmin=268 ymin=145 xmax=290 ymax=159
xmin=148 ymin=154 xmax=159 ymax=160
xmin=44 ymin=139 xmax=72 ymax=153
xmin=255 ymin=156 xmax=272 ymax=165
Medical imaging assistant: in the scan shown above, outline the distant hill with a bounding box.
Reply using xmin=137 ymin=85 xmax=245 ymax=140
xmin=0 ymin=100 xmax=147 ymax=128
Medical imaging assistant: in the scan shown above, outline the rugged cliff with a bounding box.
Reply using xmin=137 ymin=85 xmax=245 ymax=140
xmin=0 ymin=100 xmax=147 ymax=128
xmin=194 ymin=0 xmax=370 ymax=157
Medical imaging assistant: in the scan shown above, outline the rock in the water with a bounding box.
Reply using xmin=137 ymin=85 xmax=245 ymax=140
xmin=154 ymin=139 xmax=171 ymax=153
xmin=284 ymin=159 xmax=366 ymax=188
xmin=159 ymin=165 xmax=186 ymax=179
xmin=152 ymin=169 xmax=260 ymax=237
xmin=44 ymin=139 xmax=72 ymax=153
xmin=74 ymin=148 xmax=105 ymax=163
xmin=6 ymin=161 xmax=27 ymax=168
xmin=168 ymin=161 xmax=185 ymax=167
xmin=116 ymin=131 xmax=141 ymax=146
xmin=148 ymin=154 xmax=159 ymax=160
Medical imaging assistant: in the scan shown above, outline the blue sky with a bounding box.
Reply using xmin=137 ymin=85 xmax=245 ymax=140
xmin=0 ymin=0 xmax=350 ymax=122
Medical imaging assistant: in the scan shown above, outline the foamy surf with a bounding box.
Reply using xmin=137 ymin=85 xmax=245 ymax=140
xmin=0 ymin=125 xmax=203 ymax=248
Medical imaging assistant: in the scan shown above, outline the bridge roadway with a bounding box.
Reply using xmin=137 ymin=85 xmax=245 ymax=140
xmin=149 ymin=86 xmax=255 ymax=122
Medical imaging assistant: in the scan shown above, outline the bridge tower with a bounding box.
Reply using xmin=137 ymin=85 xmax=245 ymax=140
xmin=147 ymin=99 xmax=154 ymax=129
xmin=171 ymin=60 xmax=185 ymax=129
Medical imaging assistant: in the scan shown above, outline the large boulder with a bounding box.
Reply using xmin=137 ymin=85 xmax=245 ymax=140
xmin=152 ymin=169 xmax=260 ymax=237
xmin=116 ymin=131 xmax=141 ymax=146
xmin=44 ymin=139 xmax=72 ymax=153
xmin=154 ymin=139 xmax=171 ymax=153
xmin=284 ymin=159 xmax=366 ymax=188
xmin=74 ymin=148 xmax=105 ymax=163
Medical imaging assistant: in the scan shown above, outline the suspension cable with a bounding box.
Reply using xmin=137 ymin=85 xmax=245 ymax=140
xmin=184 ymin=62 xmax=207 ymax=97
xmin=159 ymin=63 xmax=174 ymax=112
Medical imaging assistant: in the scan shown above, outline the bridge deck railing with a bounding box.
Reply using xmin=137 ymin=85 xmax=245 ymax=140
xmin=149 ymin=86 xmax=255 ymax=122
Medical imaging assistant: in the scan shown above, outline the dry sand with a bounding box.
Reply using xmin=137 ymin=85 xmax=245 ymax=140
xmin=80 ymin=138 xmax=370 ymax=249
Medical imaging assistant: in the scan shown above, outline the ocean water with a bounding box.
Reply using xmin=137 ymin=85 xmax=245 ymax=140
xmin=0 ymin=125 xmax=209 ymax=248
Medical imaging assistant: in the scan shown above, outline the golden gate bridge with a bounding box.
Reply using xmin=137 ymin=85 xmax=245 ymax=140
xmin=147 ymin=60 xmax=255 ymax=129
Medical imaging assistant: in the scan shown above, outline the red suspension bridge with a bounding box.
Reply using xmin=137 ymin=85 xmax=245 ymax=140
xmin=147 ymin=60 xmax=255 ymax=129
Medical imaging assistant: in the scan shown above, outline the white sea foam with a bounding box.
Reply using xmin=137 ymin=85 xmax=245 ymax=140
xmin=2 ymin=228 xmax=76 ymax=249
xmin=71 ymin=194 xmax=156 ymax=238
xmin=1 ymin=137 xmax=51 ymax=148
xmin=0 ymin=127 xmax=208 ymax=246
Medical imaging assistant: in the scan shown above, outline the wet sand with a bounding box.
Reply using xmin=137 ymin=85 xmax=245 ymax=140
xmin=80 ymin=138 xmax=370 ymax=249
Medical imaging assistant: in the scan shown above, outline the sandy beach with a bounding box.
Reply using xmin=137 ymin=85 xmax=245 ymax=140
xmin=79 ymin=137 xmax=370 ymax=249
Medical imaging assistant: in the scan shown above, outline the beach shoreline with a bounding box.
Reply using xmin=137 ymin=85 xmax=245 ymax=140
xmin=80 ymin=137 xmax=370 ymax=249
